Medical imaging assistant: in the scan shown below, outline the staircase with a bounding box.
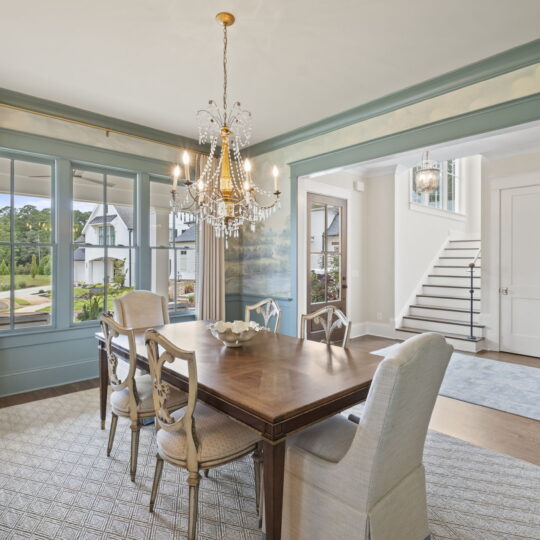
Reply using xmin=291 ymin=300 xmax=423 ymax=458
xmin=396 ymin=239 xmax=485 ymax=352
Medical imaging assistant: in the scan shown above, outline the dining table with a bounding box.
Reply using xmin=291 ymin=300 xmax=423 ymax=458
xmin=96 ymin=320 xmax=382 ymax=540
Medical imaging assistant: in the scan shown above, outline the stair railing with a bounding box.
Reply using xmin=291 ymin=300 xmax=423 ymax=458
xmin=468 ymin=248 xmax=481 ymax=340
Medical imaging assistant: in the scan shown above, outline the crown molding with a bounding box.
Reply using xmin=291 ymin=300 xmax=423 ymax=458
xmin=0 ymin=88 xmax=207 ymax=153
xmin=247 ymin=38 xmax=540 ymax=157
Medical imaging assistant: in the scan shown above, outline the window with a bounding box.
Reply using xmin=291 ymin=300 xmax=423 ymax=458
xmin=149 ymin=178 xmax=197 ymax=314
xmin=0 ymin=155 xmax=54 ymax=331
xmin=97 ymin=225 xmax=115 ymax=246
xmin=72 ymin=167 xmax=136 ymax=322
xmin=411 ymin=159 xmax=460 ymax=213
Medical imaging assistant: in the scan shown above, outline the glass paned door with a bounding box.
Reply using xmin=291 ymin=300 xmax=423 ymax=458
xmin=306 ymin=193 xmax=347 ymax=342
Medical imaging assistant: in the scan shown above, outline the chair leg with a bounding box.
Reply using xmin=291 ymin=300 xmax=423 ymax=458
xmin=187 ymin=472 xmax=201 ymax=540
xmin=107 ymin=413 xmax=118 ymax=457
xmin=130 ymin=419 xmax=140 ymax=482
xmin=149 ymin=454 xmax=164 ymax=513
xmin=252 ymin=446 xmax=262 ymax=515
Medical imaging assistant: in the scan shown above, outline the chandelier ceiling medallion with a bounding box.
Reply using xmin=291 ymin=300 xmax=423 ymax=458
xmin=171 ymin=12 xmax=280 ymax=243
xmin=414 ymin=151 xmax=441 ymax=194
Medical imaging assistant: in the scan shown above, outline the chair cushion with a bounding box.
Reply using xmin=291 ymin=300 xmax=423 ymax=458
xmin=110 ymin=374 xmax=186 ymax=416
xmin=157 ymin=402 xmax=259 ymax=467
xmin=287 ymin=414 xmax=358 ymax=463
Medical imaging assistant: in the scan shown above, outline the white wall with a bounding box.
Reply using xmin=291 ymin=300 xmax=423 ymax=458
xmin=363 ymin=173 xmax=395 ymax=334
xmin=394 ymin=156 xmax=481 ymax=322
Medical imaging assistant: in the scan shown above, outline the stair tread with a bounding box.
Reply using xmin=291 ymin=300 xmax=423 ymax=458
xmin=434 ymin=265 xmax=481 ymax=269
xmin=424 ymin=284 xmax=480 ymax=289
xmin=411 ymin=304 xmax=480 ymax=314
xmin=417 ymin=294 xmax=480 ymax=301
xmin=428 ymin=274 xmax=480 ymax=278
xmin=396 ymin=327 xmax=484 ymax=342
xmin=440 ymin=256 xmax=481 ymax=259
xmin=449 ymin=239 xmax=481 ymax=242
xmin=403 ymin=314 xmax=484 ymax=328
xmin=444 ymin=247 xmax=479 ymax=250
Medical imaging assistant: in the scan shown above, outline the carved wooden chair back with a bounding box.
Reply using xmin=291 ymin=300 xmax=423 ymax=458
xmin=300 ymin=305 xmax=352 ymax=348
xmin=145 ymin=328 xmax=199 ymax=472
xmin=245 ymin=297 xmax=282 ymax=333
xmin=100 ymin=312 xmax=140 ymax=422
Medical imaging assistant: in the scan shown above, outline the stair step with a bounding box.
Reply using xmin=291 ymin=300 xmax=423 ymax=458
xmin=410 ymin=304 xmax=480 ymax=314
xmin=424 ymin=284 xmax=480 ymax=289
xmin=396 ymin=327 xmax=484 ymax=342
xmin=448 ymin=239 xmax=481 ymax=243
xmin=403 ymin=314 xmax=484 ymax=328
xmin=444 ymin=247 xmax=479 ymax=250
xmin=440 ymin=256 xmax=481 ymax=259
xmin=428 ymin=274 xmax=480 ymax=278
xmin=434 ymin=265 xmax=481 ymax=269
xmin=417 ymin=294 xmax=480 ymax=301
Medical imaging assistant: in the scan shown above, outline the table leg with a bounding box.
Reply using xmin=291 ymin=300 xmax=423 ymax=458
xmin=99 ymin=342 xmax=108 ymax=430
xmin=263 ymin=439 xmax=286 ymax=540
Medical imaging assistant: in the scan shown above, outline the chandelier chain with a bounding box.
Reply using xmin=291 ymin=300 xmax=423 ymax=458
xmin=223 ymin=23 xmax=228 ymax=122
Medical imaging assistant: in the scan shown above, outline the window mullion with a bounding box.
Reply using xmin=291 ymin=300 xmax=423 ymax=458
xmin=9 ymin=158 xmax=15 ymax=330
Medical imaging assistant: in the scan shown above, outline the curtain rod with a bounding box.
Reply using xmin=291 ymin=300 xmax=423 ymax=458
xmin=0 ymin=103 xmax=208 ymax=157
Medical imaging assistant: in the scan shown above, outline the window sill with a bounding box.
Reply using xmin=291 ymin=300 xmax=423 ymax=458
xmin=409 ymin=202 xmax=466 ymax=222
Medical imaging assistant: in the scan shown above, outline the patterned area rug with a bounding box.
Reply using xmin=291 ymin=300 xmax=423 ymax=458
xmin=371 ymin=344 xmax=540 ymax=421
xmin=0 ymin=389 xmax=538 ymax=540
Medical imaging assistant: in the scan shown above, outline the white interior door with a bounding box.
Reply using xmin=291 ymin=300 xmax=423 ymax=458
xmin=500 ymin=184 xmax=540 ymax=357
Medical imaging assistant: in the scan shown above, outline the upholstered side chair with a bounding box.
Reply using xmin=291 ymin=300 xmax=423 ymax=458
xmin=100 ymin=313 xmax=187 ymax=481
xmin=281 ymin=332 xmax=452 ymax=540
xmin=145 ymin=328 xmax=261 ymax=540
xmin=113 ymin=289 xmax=169 ymax=330
xmin=245 ymin=297 xmax=282 ymax=333
xmin=300 ymin=305 xmax=352 ymax=347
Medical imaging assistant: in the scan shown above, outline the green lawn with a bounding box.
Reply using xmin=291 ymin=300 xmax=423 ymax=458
xmin=0 ymin=274 xmax=51 ymax=289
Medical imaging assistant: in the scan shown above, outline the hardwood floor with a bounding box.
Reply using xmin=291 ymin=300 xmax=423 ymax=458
xmin=1 ymin=336 xmax=538 ymax=466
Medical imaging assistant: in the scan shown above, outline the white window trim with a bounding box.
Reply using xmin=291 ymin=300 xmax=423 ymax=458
xmin=408 ymin=201 xmax=467 ymax=221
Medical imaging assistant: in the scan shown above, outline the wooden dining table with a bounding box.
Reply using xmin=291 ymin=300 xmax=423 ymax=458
xmin=96 ymin=320 xmax=382 ymax=540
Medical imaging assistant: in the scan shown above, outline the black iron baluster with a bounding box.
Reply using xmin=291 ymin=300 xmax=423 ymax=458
xmin=468 ymin=261 xmax=475 ymax=340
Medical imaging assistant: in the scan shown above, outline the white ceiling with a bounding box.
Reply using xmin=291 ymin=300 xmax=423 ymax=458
xmin=2 ymin=1 xmax=540 ymax=144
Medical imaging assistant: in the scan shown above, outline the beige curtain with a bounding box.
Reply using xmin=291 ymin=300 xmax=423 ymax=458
xmin=196 ymin=154 xmax=226 ymax=321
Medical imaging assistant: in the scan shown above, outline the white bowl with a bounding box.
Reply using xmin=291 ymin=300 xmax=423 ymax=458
xmin=209 ymin=320 xmax=263 ymax=348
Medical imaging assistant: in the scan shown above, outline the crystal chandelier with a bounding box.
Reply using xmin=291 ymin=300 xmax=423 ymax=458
xmin=171 ymin=12 xmax=280 ymax=242
xmin=414 ymin=151 xmax=441 ymax=194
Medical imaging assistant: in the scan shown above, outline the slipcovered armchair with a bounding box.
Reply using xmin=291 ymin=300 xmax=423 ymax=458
xmin=281 ymin=332 xmax=452 ymax=540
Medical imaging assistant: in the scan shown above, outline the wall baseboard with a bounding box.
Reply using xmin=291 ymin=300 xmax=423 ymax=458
xmin=361 ymin=321 xmax=401 ymax=340
xmin=0 ymin=358 xmax=97 ymax=398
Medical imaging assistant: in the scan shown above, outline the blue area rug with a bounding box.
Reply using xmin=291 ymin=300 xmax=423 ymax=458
xmin=371 ymin=344 xmax=540 ymax=421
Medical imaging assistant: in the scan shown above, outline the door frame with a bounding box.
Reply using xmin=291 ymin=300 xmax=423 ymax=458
xmin=486 ymin=173 xmax=540 ymax=352
xmin=297 ymin=177 xmax=355 ymax=337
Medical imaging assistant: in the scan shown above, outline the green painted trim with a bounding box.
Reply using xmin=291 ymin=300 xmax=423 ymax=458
xmin=248 ymin=39 xmax=540 ymax=156
xmin=0 ymin=87 xmax=206 ymax=153
xmin=137 ymin=173 xmax=151 ymax=290
xmin=0 ymin=128 xmax=174 ymax=176
xmin=289 ymin=93 xmax=540 ymax=176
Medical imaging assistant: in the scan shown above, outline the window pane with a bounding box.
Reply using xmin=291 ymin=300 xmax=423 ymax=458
xmin=150 ymin=179 xmax=197 ymax=314
xmin=73 ymin=169 xmax=104 ymax=243
xmin=106 ymin=174 xmax=134 ymax=247
xmin=73 ymin=246 xmax=105 ymax=322
xmin=0 ymin=246 xmax=11 ymax=331
xmin=14 ymin=161 xmax=52 ymax=243
xmin=326 ymin=252 xmax=341 ymax=302
xmin=310 ymin=253 xmax=325 ymax=304
xmin=151 ymin=248 xmax=196 ymax=313
xmin=310 ymin=202 xmax=326 ymax=252
xmin=0 ymin=158 xmax=10 ymax=242
xmin=326 ymin=205 xmax=341 ymax=252
xmin=106 ymin=248 xmax=136 ymax=311
xmin=13 ymin=246 xmax=52 ymax=329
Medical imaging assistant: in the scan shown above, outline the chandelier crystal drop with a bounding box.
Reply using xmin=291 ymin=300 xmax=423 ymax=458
xmin=170 ymin=12 xmax=280 ymax=243
xmin=414 ymin=151 xmax=441 ymax=194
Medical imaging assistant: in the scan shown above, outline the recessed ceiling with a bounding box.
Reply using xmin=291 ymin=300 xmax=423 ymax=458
xmin=2 ymin=1 xmax=540 ymax=144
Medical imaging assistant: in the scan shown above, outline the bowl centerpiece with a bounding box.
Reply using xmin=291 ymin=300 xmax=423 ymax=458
xmin=209 ymin=320 xmax=263 ymax=348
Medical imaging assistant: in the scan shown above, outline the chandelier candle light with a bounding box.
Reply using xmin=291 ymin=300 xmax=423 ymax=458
xmin=415 ymin=151 xmax=441 ymax=194
xmin=170 ymin=12 xmax=281 ymax=243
